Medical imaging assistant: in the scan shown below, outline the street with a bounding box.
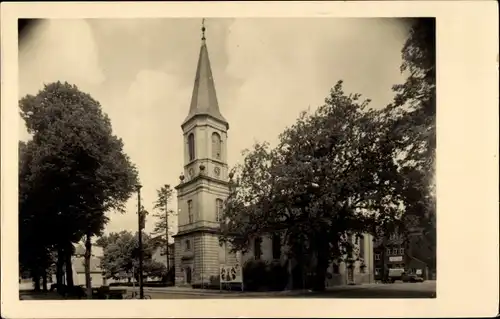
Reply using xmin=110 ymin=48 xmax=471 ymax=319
xmin=119 ymin=281 xmax=436 ymax=299
xmin=19 ymin=281 xmax=436 ymax=300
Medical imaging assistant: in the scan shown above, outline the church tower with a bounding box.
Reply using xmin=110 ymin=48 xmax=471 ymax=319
xmin=173 ymin=20 xmax=234 ymax=286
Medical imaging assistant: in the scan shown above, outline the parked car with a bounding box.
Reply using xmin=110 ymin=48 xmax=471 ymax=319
xmin=50 ymin=284 xmax=87 ymax=298
xmin=387 ymin=268 xmax=405 ymax=283
xmin=402 ymin=273 xmax=424 ymax=283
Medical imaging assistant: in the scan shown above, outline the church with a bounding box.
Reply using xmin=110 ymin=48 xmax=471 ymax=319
xmin=173 ymin=22 xmax=375 ymax=288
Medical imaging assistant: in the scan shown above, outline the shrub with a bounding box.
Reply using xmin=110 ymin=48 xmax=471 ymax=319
xmin=243 ymin=260 xmax=269 ymax=291
xmin=267 ymin=263 xmax=288 ymax=291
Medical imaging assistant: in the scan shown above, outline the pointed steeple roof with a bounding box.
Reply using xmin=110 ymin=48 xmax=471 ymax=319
xmin=183 ymin=19 xmax=228 ymax=129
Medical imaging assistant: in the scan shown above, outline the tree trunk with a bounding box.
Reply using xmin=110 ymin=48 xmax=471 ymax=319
xmin=33 ymin=268 xmax=41 ymax=291
xmin=291 ymin=244 xmax=305 ymax=290
xmin=84 ymin=233 xmax=92 ymax=299
xmin=64 ymin=245 xmax=74 ymax=287
xmin=312 ymin=251 xmax=329 ymax=292
xmin=42 ymin=269 xmax=48 ymax=291
xmin=56 ymin=246 xmax=64 ymax=286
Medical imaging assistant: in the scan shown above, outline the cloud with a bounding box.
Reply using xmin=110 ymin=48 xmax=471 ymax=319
xmin=223 ymin=18 xmax=409 ymax=164
xmin=19 ymin=19 xmax=105 ymax=97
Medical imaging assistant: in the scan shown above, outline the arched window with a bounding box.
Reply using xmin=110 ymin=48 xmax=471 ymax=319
xmin=188 ymin=133 xmax=195 ymax=161
xmin=211 ymin=132 xmax=222 ymax=160
xmin=215 ymin=198 xmax=224 ymax=222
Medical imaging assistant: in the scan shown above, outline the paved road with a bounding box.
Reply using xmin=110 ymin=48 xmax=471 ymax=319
xmin=19 ymin=281 xmax=435 ymax=300
xmin=123 ymin=281 xmax=436 ymax=299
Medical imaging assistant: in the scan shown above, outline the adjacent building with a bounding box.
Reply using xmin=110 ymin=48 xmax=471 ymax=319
xmin=51 ymin=244 xmax=106 ymax=287
xmin=373 ymin=229 xmax=433 ymax=280
xmin=151 ymin=242 xmax=175 ymax=274
xmin=240 ymin=233 xmax=375 ymax=288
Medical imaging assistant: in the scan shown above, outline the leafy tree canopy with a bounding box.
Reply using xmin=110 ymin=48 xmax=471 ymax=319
xmin=18 ymin=81 xmax=139 ymax=284
xmin=221 ymin=81 xmax=405 ymax=290
xmin=99 ymin=231 xmax=166 ymax=280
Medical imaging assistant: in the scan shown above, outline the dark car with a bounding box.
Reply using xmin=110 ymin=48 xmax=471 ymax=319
xmin=50 ymin=284 xmax=87 ymax=298
xmin=402 ymin=273 xmax=424 ymax=283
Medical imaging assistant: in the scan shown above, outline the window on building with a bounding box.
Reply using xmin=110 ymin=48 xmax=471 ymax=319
xmin=254 ymin=237 xmax=262 ymax=260
xmin=272 ymin=233 xmax=281 ymax=260
xmin=332 ymin=264 xmax=340 ymax=274
xmin=188 ymin=200 xmax=193 ymax=223
xmin=359 ymin=236 xmax=365 ymax=258
xmin=400 ymin=248 xmax=405 ymax=255
xmin=185 ymin=240 xmax=191 ymax=251
xmin=211 ymin=132 xmax=222 ymax=160
xmin=386 ymin=248 xmax=391 ymax=255
xmin=393 ymin=248 xmax=398 ymax=255
xmin=188 ymin=133 xmax=195 ymax=161
xmin=215 ymin=199 xmax=223 ymax=222
xmin=375 ymin=253 xmax=380 ymax=260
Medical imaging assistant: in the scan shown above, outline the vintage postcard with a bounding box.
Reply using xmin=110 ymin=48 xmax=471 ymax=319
xmin=1 ymin=1 xmax=498 ymax=318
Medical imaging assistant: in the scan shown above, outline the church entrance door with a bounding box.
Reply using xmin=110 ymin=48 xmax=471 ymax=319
xmin=185 ymin=267 xmax=192 ymax=284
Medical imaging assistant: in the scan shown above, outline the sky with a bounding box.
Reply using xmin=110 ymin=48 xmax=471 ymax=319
xmin=18 ymin=18 xmax=410 ymax=239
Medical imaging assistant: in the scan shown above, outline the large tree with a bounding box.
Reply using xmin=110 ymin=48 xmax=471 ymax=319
xmin=99 ymin=231 xmax=166 ymax=281
xmin=388 ymin=18 xmax=436 ymax=270
xmin=18 ymin=81 xmax=139 ymax=295
xmin=221 ymin=81 xmax=404 ymax=291
xmin=151 ymin=184 xmax=176 ymax=270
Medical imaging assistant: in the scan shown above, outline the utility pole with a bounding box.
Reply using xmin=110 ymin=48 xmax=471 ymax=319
xmin=165 ymin=200 xmax=170 ymax=271
xmin=137 ymin=184 xmax=144 ymax=299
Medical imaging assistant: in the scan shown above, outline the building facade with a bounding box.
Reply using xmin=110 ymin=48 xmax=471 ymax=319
xmin=173 ymin=27 xmax=237 ymax=286
xmin=151 ymin=243 xmax=175 ymax=272
xmin=51 ymin=244 xmax=106 ymax=287
xmin=240 ymin=233 xmax=375 ymax=287
xmin=373 ymin=230 xmax=431 ymax=281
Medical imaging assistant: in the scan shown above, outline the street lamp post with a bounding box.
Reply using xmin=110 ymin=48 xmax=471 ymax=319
xmin=137 ymin=184 xmax=144 ymax=299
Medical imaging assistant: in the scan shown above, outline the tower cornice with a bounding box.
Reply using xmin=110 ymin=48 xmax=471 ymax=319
xmin=175 ymin=174 xmax=230 ymax=191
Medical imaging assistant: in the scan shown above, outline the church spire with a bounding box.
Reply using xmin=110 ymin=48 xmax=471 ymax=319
xmin=201 ymin=18 xmax=206 ymax=42
xmin=183 ymin=18 xmax=228 ymax=129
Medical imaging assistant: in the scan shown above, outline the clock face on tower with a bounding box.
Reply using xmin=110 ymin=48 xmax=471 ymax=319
xmin=214 ymin=166 xmax=221 ymax=177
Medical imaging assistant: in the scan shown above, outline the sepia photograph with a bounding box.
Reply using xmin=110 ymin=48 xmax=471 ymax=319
xmin=1 ymin=2 xmax=498 ymax=318
xmin=16 ymin=16 xmax=437 ymax=301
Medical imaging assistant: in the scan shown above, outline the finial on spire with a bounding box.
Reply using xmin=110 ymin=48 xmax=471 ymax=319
xmin=201 ymin=18 xmax=206 ymax=41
